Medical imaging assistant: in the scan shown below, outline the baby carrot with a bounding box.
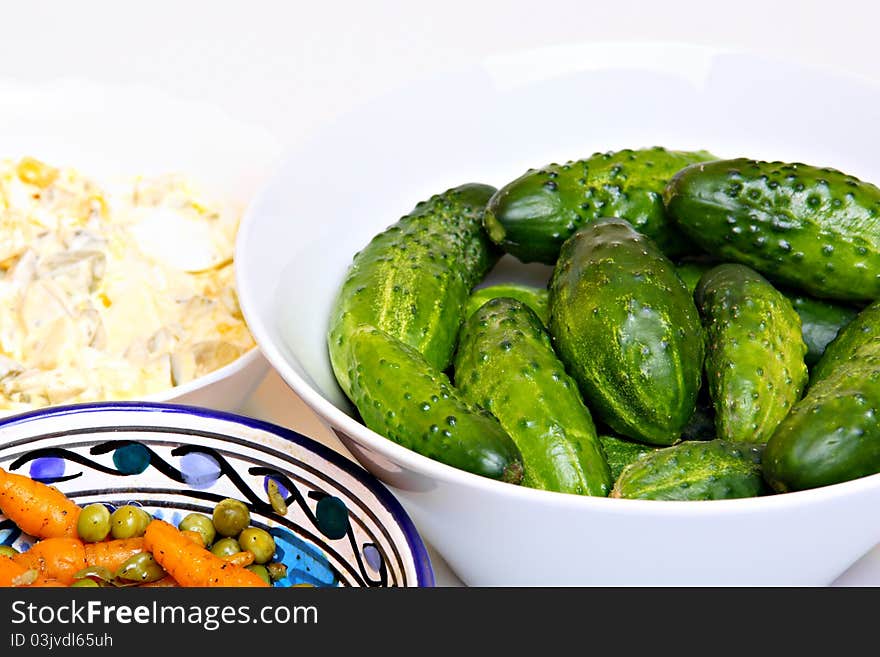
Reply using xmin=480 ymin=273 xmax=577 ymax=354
xmin=144 ymin=520 xmax=268 ymax=588
xmin=83 ymin=538 xmax=145 ymax=574
xmin=0 ymin=467 xmax=80 ymax=539
xmin=0 ymin=554 xmax=27 ymax=587
xmin=181 ymin=530 xmax=205 ymax=547
xmin=222 ymin=551 xmax=255 ymax=568
xmin=13 ymin=537 xmax=146 ymax=585
xmin=13 ymin=538 xmax=86 ymax=585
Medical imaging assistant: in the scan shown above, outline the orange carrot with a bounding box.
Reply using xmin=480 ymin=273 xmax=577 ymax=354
xmin=0 ymin=467 xmax=80 ymax=538
xmin=26 ymin=577 xmax=67 ymax=587
xmin=13 ymin=537 xmax=146 ymax=585
xmin=13 ymin=538 xmax=85 ymax=585
xmin=0 ymin=554 xmax=27 ymax=587
xmin=222 ymin=551 xmax=255 ymax=567
xmin=144 ymin=520 xmax=268 ymax=588
xmin=83 ymin=538 xmax=145 ymax=574
xmin=181 ymin=530 xmax=205 ymax=547
xmin=140 ymin=575 xmax=179 ymax=587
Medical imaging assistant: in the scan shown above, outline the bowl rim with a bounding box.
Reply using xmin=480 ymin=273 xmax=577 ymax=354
xmin=234 ymin=40 xmax=880 ymax=516
xmin=142 ymin=345 xmax=265 ymax=402
xmin=0 ymin=400 xmax=435 ymax=587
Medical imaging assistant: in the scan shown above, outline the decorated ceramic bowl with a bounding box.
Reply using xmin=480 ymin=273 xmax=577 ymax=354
xmin=0 ymin=402 xmax=433 ymax=587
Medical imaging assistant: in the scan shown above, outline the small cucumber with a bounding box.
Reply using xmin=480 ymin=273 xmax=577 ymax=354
xmin=328 ymin=183 xmax=497 ymax=397
xmin=347 ymin=326 xmax=523 ymax=483
xmin=695 ymin=264 xmax=808 ymax=444
xmin=465 ymin=284 xmax=549 ymax=325
xmin=599 ymin=434 xmax=657 ymax=482
xmin=612 ymin=440 xmax=766 ymax=501
xmin=549 ymin=218 xmax=705 ymax=445
xmin=484 ymin=147 xmax=717 ymax=264
xmin=810 ymin=299 xmax=880 ymax=384
xmin=665 ymin=158 xmax=880 ymax=302
xmin=763 ymin=337 xmax=880 ymax=492
xmin=454 ymin=298 xmax=612 ymax=495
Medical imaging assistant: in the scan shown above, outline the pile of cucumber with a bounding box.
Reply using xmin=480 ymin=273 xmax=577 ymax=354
xmin=327 ymin=147 xmax=880 ymax=501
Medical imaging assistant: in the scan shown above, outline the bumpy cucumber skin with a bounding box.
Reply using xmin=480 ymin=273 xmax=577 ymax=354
xmin=665 ymin=158 xmax=880 ymax=302
xmin=763 ymin=338 xmax=880 ymax=492
xmin=695 ymin=264 xmax=808 ymax=445
xmin=347 ymin=326 xmax=523 ymax=483
xmin=599 ymin=435 xmax=656 ymax=482
xmin=549 ymin=218 xmax=705 ymax=445
xmin=484 ymin=147 xmax=717 ymax=264
xmin=810 ymin=299 xmax=880 ymax=384
xmin=788 ymin=294 xmax=857 ymax=368
xmin=612 ymin=440 xmax=766 ymax=500
xmin=328 ymin=184 xmax=497 ymax=397
xmin=453 ymin=298 xmax=612 ymax=495
xmin=465 ymin=284 xmax=549 ymax=325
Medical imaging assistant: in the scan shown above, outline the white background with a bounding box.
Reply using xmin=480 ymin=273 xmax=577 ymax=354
xmin=3 ymin=0 xmax=879 ymax=585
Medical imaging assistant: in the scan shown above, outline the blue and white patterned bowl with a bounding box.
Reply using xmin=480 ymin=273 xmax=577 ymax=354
xmin=0 ymin=403 xmax=433 ymax=587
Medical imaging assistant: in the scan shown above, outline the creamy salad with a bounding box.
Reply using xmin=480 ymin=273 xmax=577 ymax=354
xmin=0 ymin=157 xmax=254 ymax=412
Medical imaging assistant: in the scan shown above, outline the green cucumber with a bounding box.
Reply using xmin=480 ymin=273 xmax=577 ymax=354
xmin=695 ymin=264 xmax=808 ymax=444
xmin=465 ymin=284 xmax=549 ymax=325
xmin=599 ymin=434 xmax=656 ymax=482
xmin=676 ymin=259 xmax=855 ymax=365
xmin=484 ymin=147 xmax=717 ymax=264
xmin=453 ymin=298 xmax=612 ymax=495
xmin=549 ymin=217 xmax=705 ymax=445
xmin=328 ymin=183 xmax=497 ymax=397
xmin=347 ymin=326 xmax=523 ymax=483
xmin=763 ymin=337 xmax=880 ymax=492
xmin=665 ymin=158 xmax=880 ymax=302
xmin=788 ymin=294 xmax=857 ymax=368
xmin=810 ymin=299 xmax=880 ymax=383
xmin=612 ymin=440 xmax=766 ymax=500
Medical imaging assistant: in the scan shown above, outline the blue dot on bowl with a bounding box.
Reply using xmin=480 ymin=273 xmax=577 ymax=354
xmin=363 ymin=544 xmax=382 ymax=572
xmin=112 ymin=443 xmax=151 ymax=475
xmin=28 ymin=457 xmax=64 ymax=481
xmin=179 ymin=452 xmax=221 ymax=489
xmin=315 ymin=496 xmax=349 ymax=540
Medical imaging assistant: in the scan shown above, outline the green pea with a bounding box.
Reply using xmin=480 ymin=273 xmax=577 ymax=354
xmin=110 ymin=505 xmax=152 ymax=539
xmin=116 ymin=552 xmax=165 ymax=583
xmin=247 ymin=564 xmax=271 ymax=585
xmin=0 ymin=545 xmax=19 ymax=558
xmin=238 ymin=527 xmax=275 ymax=564
xmin=212 ymin=499 xmax=250 ymax=537
xmin=210 ymin=537 xmax=241 ymax=558
xmin=71 ymin=578 xmax=101 ymax=588
xmin=77 ymin=504 xmax=111 ymax=543
xmin=178 ymin=513 xmax=216 ymax=547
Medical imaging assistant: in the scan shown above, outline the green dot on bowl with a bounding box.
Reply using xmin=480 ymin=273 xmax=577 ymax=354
xmin=112 ymin=443 xmax=150 ymax=475
xmin=315 ymin=496 xmax=349 ymax=540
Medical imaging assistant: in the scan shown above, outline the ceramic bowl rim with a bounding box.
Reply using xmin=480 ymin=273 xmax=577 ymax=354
xmin=0 ymin=400 xmax=435 ymax=587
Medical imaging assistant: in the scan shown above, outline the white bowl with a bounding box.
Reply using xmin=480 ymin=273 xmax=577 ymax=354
xmin=0 ymin=77 xmax=280 ymax=412
xmin=236 ymin=43 xmax=880 ymax=585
